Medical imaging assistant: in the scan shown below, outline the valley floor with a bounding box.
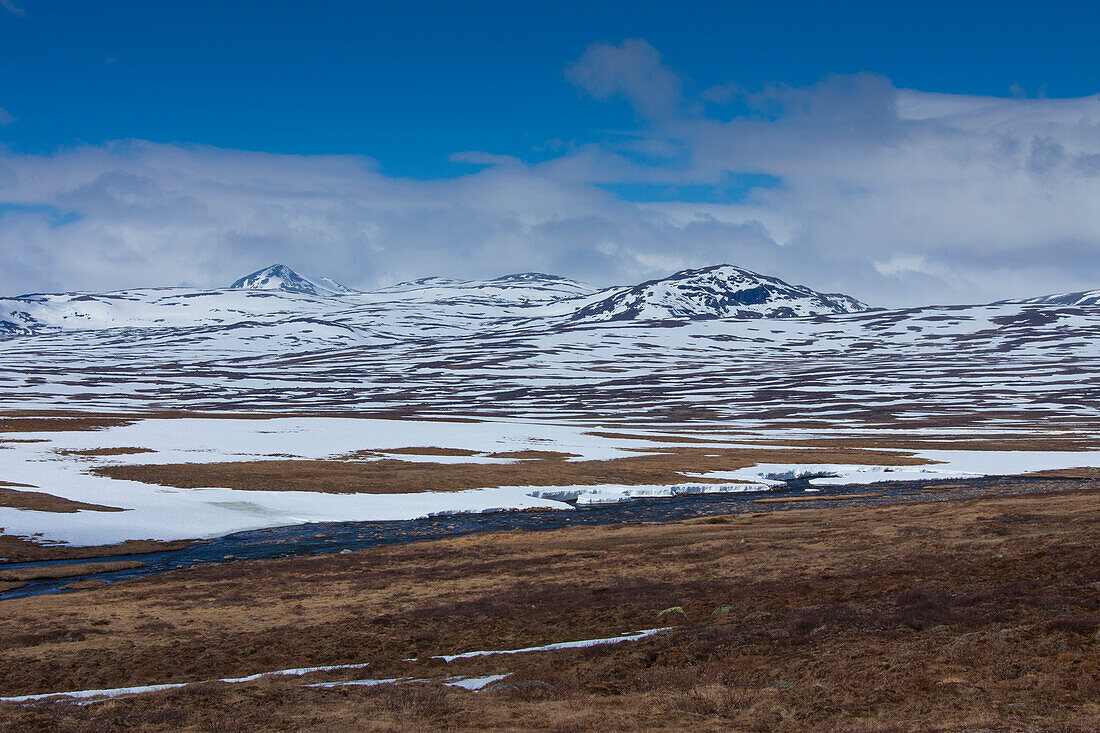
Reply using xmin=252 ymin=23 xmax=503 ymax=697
xmin=6 ymin=410 xmax=1100 ymax=554
xmin=2 ymin=482 xmax=1100 ymax=731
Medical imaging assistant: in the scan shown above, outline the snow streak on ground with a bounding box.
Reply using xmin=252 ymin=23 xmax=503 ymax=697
xmin=427 ymin=628 xmax=671 ymax=662
xmin=0 ymin=661 xmax=374 ymax=703
xmin=0 ymin=629 xmax=669 ymax=704
xmin=304 ymin=674 xmax=510 ymax=691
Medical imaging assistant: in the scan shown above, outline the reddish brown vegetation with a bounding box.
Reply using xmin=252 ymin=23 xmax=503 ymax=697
xmin=380 ymin=446 xmax=481 ymax=457
xmin=0 ymin=560 xmax=146 ymax=582
xmin=0 ymin=537 xmax=193 ymax=564
xmin=54 ymin=447 xmax=155 ymax=457
xmin=0 ymin=416 xmax=135 ymax=433
xmin=0 ymin=487 xmax=127 ymax=514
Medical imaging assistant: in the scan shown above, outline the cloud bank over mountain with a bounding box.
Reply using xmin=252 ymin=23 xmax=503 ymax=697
xmin=2 ymin=38 xmax=1100 ymax=304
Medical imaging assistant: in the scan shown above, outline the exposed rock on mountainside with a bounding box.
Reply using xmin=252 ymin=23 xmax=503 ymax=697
xmin=0 ymin=310 xmax=35 ymax=334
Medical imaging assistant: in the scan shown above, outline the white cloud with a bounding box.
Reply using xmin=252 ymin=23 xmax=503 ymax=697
xmin=0 ymin=108 xmax=15 ymax=126
xmin=448 ymin=151 xmax=525 ymax=167
xmin=566 ymin=39 xmax=684 ymax=119
xmin=0 ymin=0 xmax=24 ymax=16
xmin=4 ymin=43 xmax=1100 ymax=306
xmin=0 ymin=141 xmax=786 ymax=295
xmin=873 ymin=254 xmax=930 ymax=277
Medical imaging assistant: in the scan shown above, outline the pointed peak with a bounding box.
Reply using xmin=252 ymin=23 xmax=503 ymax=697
xmin=229 ymin=265 xmax=353 ymax=296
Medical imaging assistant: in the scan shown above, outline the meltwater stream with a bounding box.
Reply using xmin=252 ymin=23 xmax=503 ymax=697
xmin=0 ymin=476 xmax=1056 ymax=601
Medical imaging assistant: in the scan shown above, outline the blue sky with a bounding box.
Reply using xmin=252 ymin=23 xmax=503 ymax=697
xmin=4 ymin=0 xmax=1096 ymax=177
xmin=2 ymin=1 xmax=1100 ymax=303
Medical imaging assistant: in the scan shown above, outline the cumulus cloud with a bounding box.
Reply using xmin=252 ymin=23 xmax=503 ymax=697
xmin=664 ymin=81 xmax=1100 ymax=302
xmin=0 ymin=141 xmax=759 ymax=295
xmin=0 ymin=108 xmax=15 ymax=126
xmin=3 ymin=41 xmax=1100 ymax=306
xmin=448 ymin=151 xmax=525 ymax=167
xmin=566 ymin=39 xmax=684 ymax=119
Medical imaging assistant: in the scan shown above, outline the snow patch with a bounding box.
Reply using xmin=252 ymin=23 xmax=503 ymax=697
xmin=429 ymin=628 xmax=671 ymax=662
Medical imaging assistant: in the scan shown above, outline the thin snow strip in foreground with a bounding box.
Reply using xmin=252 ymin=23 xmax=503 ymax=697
xmin=0 ymin=629 xmax=669 ymax=704
xmin=431 ymin=628 xmax=670 ymax=662
xmin=306 ymin=677 xmax=403 ymax=689
xmin=0 ymin=682 xmax=191 ymax=703
xmin=307 ymin=674 xmax=510 ymax=691
xmin=216 ymin=662 xmax=372 ymax=685
xmin=445 ymin=674 xmax=512 ymax=690
xmin=0 ymin=661 xmax=373 ymax=703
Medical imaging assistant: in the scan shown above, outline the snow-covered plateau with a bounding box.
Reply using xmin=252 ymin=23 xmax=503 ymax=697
xmin=0 ymin=263 xmax=1097 ymax=429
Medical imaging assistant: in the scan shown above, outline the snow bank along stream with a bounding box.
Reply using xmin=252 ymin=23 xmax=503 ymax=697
xmin=2 ymin=416 xmax=1098 ymax=551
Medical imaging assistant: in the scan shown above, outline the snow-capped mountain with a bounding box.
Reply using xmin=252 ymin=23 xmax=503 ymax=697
xmin=1004 ymin=290 xmax=1100 ymax=306
xmin=0 ymin=264 xmax=870 ymax=338
xmin=571 ymin=265 xmax=869 ymax=322
xmin=0 ymin=286 xmax=346 ymax=335
xmin=374 ymin=272 xmax=597 ymax=304
xmin=3 ymin=264 xmax=1100 ymax=430
xmin=229 ymin=264 xmax=355 ymax=296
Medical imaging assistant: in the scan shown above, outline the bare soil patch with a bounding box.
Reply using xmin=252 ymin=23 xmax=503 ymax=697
xmin=0 ymin=488 xmax=127 ymax=513
xmin=487 ymin=449 xmax=581 ymax=460
xmin=90 ymin=445 xmax=928 ymax=494
xmin=1 ymin=485 xmax=1099 ymax=730
xmin=0 ymin=417 xmax=135 ymax=433
xmin=0 ymin=537 xmax=194 ymax=564
xmin=377 ymin=446 xmax=481 ymax=457
xmin=1026 ymin=467 xmax=1100 ymax=479
xmin=61 ymin=579 xmax=109 ymax=592
xmin=0 ymin=560 xmax=145 ymax=582
xmin=54 ymin=447 xmax=155 ymax=457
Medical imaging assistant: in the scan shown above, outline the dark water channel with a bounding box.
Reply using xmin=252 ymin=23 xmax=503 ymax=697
xmin=0 ymin=476 xmax=1056 ymax=601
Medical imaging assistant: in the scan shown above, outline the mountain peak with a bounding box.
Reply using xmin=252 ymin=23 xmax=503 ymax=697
xmin=229 ymin=265 xmax=353 ymax=296
xmin=571 ymin=264 xmax=869 ymax=322
xmin=491 ymin=272 xmax=579 ymax=284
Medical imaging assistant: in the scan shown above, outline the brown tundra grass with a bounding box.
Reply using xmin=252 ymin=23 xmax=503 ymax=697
xmin=2 ymin=480 xmax=1100 ymax=730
